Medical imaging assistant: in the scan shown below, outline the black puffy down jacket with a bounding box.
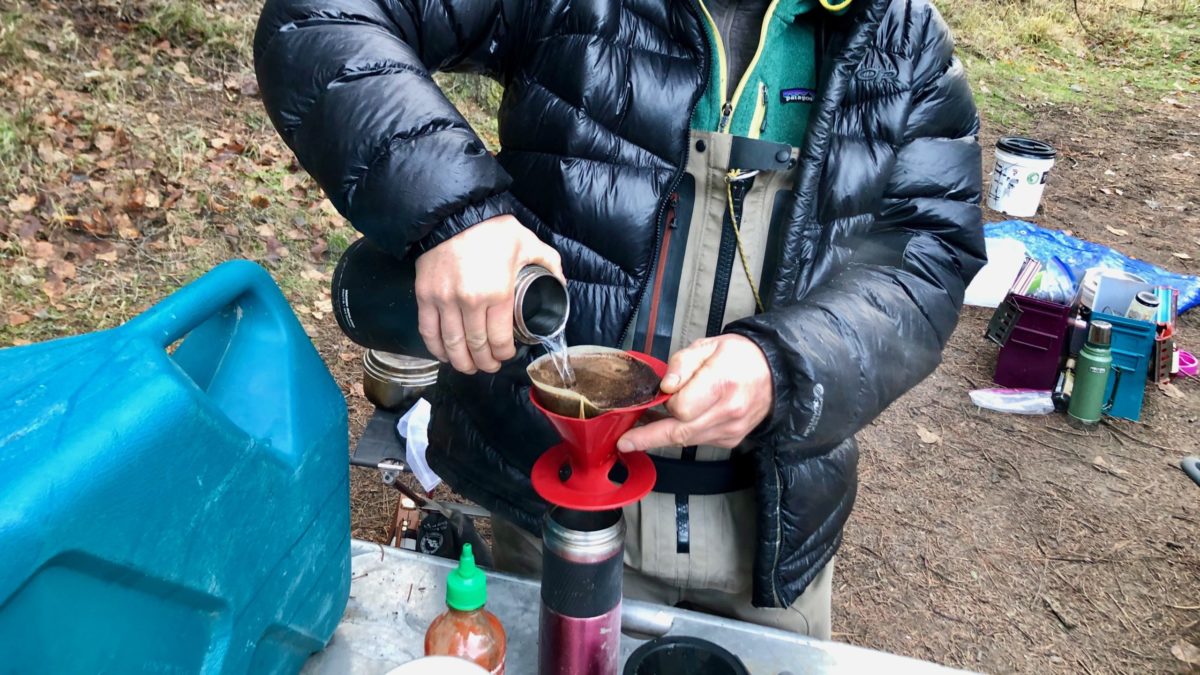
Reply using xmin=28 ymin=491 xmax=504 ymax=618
xmin=255 ymin=0 xmax=986 ymax=607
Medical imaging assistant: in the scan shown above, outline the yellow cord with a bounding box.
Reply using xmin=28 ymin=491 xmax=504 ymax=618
xmin=819 ymin=0 xmax=853 ymax=11
xmin=726 ymin=169 xmax=765 ymax=314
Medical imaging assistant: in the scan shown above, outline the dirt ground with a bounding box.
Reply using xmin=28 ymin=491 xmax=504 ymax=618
xmin=1 ymin=0 xmax=1197 ymax=673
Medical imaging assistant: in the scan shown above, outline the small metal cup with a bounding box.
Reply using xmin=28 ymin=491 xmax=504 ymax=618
xmin=361 ymin=350 xmax=439 ymax=411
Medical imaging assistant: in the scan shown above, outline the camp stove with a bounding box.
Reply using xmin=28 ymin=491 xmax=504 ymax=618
xmin=527 ymin=348 xmax=667 ymax=675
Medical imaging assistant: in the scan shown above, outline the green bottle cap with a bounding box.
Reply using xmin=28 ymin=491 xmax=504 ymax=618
xmin=445 ymin=544 xmax=487 ymax=611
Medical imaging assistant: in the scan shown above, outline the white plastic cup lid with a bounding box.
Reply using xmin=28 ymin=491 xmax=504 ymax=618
xmin=385 ymin=656 xmax=490 ymax=675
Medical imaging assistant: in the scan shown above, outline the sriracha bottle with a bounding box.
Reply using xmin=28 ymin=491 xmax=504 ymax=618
xmin=424 ymin=544 xmax=507 ymax=674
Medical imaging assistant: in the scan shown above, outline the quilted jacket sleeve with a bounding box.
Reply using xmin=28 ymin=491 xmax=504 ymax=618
xmin=253 ymin=0 xmax=525 ymax=258
xmin=727 ymin=6 xmax=986 ymax=453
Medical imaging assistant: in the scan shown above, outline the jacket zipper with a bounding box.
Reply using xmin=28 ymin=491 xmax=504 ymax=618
xmin=701 ymin=0 xmax=783 ymax=134
xmin=617 ymin=0 xmax=710 ymax=347
xmin=704 ymin=177 xmax=751 ymax=337
xmin=642 ymin=193 xmax=679 ymax=353
xmin=750 ymin=82 xmax=768 ymax=139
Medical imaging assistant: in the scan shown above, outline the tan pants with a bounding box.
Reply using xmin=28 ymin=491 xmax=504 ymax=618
xmin=490 ymin=501 xmax=833 ymax=639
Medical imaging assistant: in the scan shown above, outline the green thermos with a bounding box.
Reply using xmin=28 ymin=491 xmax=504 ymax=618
xmin=1068 ymin=320 xmax=1113 ymax=427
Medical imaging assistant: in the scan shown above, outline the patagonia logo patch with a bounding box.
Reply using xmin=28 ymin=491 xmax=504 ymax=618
xmin=780 ymin=88 xmax=816 ymax=104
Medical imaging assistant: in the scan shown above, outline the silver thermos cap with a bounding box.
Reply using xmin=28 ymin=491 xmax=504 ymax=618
xmin=1088 ymin=320 xmax=1113 ymax=348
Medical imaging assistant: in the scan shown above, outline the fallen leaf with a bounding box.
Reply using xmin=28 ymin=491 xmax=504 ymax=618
xmin=144 ymin=190 xmax=161 ymax=209
xmin=180 ymin=235 xmax=205 ymax=247
xmin=96 ymin=249 xmax=119 ymax=263
xmin=42 ymin=277 xmax=66 ymax=300
xmin=338 ymin=352 xmax=358 ymax=362
xmin=255 ymin=224 xmax=274 ymax=238
xmin=1042 ymin=595 xmax=1077 ymax=630
xmin=916 ymin=425 xmax=941 ymax=445
xmin=1174 ymin=252 xmax=1192 ymax=261
xmin=30 ymin=241 xmax=55 ymax=261
xmin=1091 ymin=456 xmax=1129 ymax=478
xmin=6 ymin=312 xmax=32 ymax=327
xmin=1172 ymin=640 xmax=1200 ymax=666
xmin=1144 ymin=199 xmax=1161 ymax=210
xmin=8 ymin=194 xmax=38 ymax=213
xmin=250 ymin=194 xmax=270 ymax=209
xmin=114 ymin=213 xmax=140 ymax=239
xmin=350 ymin=382 xmax=365 ymax=398
xmin=1105 ymin=226 xmax=1129 ymax=236
xmin=49 ymin=260 xmax=76 ymax=280
xmin=1158 ymin=382 xmax=1186 ymax=399
xmin=94 ymin=132 xmax=114 ymax=154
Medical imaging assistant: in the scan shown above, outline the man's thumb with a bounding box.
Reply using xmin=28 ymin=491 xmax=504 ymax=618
xmin=662 ymin=338 xmax=719 ymax=393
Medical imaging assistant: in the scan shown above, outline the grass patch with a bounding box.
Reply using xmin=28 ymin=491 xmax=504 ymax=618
xmin=136 ymin=0 xmax=245 ymax=58
xmin=943 ymin=0 xmax=1200 ymax=128
xmin=0 ymin=9 xmax=27 ymax=64
xmin=0 ymin=108 xmax=35 ymax=195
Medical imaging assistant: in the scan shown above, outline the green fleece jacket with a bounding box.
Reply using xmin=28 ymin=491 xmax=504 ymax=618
xmin=692 ymin=0 xmax=836 ymax=146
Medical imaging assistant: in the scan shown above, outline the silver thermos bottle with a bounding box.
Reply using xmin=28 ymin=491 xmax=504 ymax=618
xmin=331 ymin=237 xmax=568 ymax=356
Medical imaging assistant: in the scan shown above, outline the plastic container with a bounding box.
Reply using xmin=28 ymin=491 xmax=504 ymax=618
xmin=425 ymin=544 xmax=506 ymax=674
xmin=386 ymin=657 xmax=489 ymax=674
xmin=1092 ymin=311 xmax=1156 ymax=421
xmin=986 ymin=137 xmax=1056 ymax=217
xmin=993 ymin=293 xmax=1072 ymax=390
xmin=623 ymin=637 xmax=749 ymax=675
xmin=0 ymin=261 xmax=350 ymax=673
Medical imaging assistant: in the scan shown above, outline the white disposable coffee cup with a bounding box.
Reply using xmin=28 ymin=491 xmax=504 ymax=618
xmin=986 ymin=137 xmax=1057 ymax=218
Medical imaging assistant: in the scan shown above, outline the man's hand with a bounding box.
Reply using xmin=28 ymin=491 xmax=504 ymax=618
xmin=414 ymin=215 xmax=562 ymax=374
xmin=616 ymin=335 xmax=773 ymax=451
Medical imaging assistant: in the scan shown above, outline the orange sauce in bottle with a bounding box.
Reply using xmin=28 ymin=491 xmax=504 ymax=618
xmin=424 ymin=544 xmax=507 ymax=674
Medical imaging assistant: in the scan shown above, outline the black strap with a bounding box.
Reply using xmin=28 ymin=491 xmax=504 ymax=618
xmin=728 ymin=136 xmax=794 ymax=172
xmin=650 ymin=453 xmax=756 ymax=495
xmin=608 ymin=452 xmax=755 ymax=496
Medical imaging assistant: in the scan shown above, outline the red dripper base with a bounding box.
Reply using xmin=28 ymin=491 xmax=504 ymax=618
xmin=530 ymin=350 xmax=668 ymax=511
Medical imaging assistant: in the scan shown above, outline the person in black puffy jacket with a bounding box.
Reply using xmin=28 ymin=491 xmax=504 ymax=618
xmin=255 ymin=0 xmax=986 ymax=637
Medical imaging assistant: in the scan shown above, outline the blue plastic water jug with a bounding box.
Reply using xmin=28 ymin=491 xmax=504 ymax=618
xmin=0 ymin=261 xmax=350 ymax=673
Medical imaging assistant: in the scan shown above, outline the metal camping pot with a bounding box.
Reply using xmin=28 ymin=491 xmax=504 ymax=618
xmin=362 ymin=350 xmax=439 ymax=411
xmin=332 ymin=238 xmax=569 ymax=357
xmin=539 ymin=507 xmax=624 ymax=675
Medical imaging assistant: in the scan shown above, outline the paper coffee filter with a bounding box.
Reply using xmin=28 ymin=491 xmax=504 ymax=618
xmin=528 ymin=345 xmax=662 ymax=419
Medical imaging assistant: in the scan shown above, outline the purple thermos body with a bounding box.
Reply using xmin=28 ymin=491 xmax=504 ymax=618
xmin=539 ymin=507 xmax=625 ymax=675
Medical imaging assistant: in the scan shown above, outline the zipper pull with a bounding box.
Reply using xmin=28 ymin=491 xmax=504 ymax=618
xmin=719 ymin=101 xmax=732 ymax=131
xmin=666 ymin=192 xmax=680 ymax=229
xmin=759 ymin=86 xmax=769 ymax=135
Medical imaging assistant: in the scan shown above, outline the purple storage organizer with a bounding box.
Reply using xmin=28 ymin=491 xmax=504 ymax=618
xmin=993 ymin=293 xmax=1072 ymax=390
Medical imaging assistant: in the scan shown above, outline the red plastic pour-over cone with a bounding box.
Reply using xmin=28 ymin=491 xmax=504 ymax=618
xmin=530 ymin=350 xmax=668 ymax=511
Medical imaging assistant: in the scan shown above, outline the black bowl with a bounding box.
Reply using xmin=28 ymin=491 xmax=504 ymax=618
xmin=623 ymin=637 xmax=750 ymax=675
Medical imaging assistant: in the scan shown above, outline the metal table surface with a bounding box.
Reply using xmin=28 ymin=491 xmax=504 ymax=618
xmin=304 ymin=540 xmax=967 ymax=675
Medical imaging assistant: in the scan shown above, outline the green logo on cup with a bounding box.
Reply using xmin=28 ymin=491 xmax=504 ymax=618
xmin=1027 ymin=172 xmax=1040 ymax=185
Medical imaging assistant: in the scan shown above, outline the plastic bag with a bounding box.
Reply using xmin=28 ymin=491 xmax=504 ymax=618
xmin=397 ymin=398 xmax=441 ymax=492
xmin=969 ymin=388 xmax=1055 ymax=415
xmin=985 ymin=220 xmax=1200 ymax=314
xmin=1028 ymin=256 xmax=1075 ymax=304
